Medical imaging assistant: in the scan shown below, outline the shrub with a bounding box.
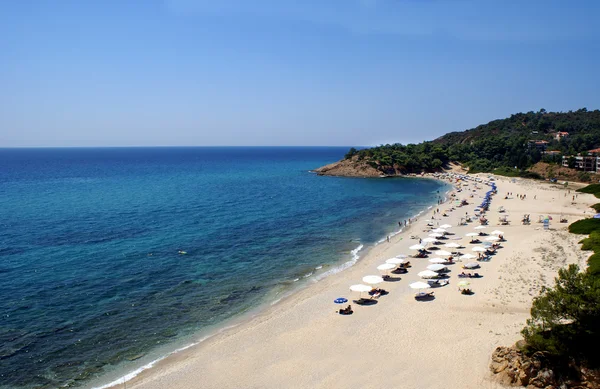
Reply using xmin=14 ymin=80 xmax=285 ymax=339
xmin=521 ymin=265 xmax=600 ymax=364
xmin=519 ymin=171 xmax=543 ymax=180
xmin=577 ymin=184 xmax=600 ymax=198
xmin=569 ymin=219 xmax=600 ymax=234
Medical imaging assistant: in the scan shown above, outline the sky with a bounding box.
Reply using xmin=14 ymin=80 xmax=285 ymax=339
xmin=1 ymin=0 xmax=599 ymax=147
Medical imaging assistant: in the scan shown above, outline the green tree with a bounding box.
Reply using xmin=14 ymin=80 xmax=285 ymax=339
xmin=344 ymin=147 xmax=358 ymax=159
xmin=521 ymin=265 xmax=600 ymax=363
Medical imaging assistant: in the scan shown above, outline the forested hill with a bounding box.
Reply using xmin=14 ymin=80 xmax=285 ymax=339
xmin=316 ymin=108 xmax=600 ymax=177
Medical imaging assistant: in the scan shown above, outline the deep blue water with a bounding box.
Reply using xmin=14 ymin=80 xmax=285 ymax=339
xmin=0 ymin=147 xmax=447 ymax=388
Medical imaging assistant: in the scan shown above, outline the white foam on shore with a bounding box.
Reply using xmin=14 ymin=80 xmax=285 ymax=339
xmin=313 ymin=243 xmax=364 ymax=282
xmin=90 ymin=324 xmax=240 ymax=389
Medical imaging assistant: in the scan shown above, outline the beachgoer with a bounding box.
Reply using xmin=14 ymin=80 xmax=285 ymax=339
xmin=387 ymin=235 xmax=390 ymax=243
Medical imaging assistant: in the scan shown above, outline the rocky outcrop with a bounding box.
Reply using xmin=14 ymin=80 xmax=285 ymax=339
xmin=490 ymin=345 xmax=600 ymax=389
xmin=313 ymin=157 xmax=384 ymax=177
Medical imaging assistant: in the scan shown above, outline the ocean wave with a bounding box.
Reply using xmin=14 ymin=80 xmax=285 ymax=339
xmin=313 ymin=243 xmax=363 ymax=282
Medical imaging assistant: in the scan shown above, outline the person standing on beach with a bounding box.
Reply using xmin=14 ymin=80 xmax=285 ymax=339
xmin=387 ymin=235 xmax=390 ymax=243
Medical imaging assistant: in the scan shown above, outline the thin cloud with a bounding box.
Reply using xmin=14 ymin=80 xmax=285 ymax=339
xmin=165 ymin=0 xmax=599 ymax=42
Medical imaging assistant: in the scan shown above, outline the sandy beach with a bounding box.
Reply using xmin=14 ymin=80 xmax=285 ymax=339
xmin=103 ymin=175 xmax=596 ymax=389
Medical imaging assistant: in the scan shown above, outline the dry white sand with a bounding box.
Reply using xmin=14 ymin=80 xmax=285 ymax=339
xmin=105 ymin=175 xmax=596 ymax=389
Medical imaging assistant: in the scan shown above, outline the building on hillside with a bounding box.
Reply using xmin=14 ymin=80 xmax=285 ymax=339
xmin=562 ymin=155 xmax=600 ymax=173
xmin=527 ymin=140 xmax=549 ymax=151
xmin=588 ymin=148 xmax=600 ymax=155
xmin=555 ymin=131 xmax=569 ymax=141
xmin=543 ymin=150 xmax=561 ymax=156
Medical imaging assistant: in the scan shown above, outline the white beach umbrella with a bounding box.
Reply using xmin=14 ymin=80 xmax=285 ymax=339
xmin=422 ymin=237 xmax=437 ymax=243
xmin=444 ymin=242 xmax=461 ymax=248
xmin=440 ymin=224 xmax=452 ymax=229
xmin=418 ymin=270 xmax=439 ymax=279
xmin=395 ymin=254 xmax=408 ymax=258
xmin=362 ymin=275 xmax=384 ymax=285
xmin=464 ymin=262 xmax=480 ymax=269
xmin=472 ymin=246 xmax=486 ymax=252
xmin=409 ymin=281 xmax=431 ymax=290
xmin=377 ymin=263 xmax=396 ymax=271
xmin=457 ymin=280 xmax=470 ymax=287
xmin=474 ymin=226 xmax=487 ymax=230
xmin=429 ymin=257 xmax=447 ymax=264
xmin=435 ymin=250 xmax=453 ymax=256
xmin=491 ymin=230 xmax=504 ymax=235
xmin=459 ymin=253 xmax=477 ymax=260
xmin=485 ymin=236 xmax=500 ymax=241
xmin=431 ymin=228 xmax=447 ymax=233
xmin=386 ymin=257 xmax=408 ymax=265
xmin=428 ymin=233 xmax=444 ymax=238
xmin=409 ymin=244 xmax=425 ymax=250
xmin=465 ymin=232 xmax=479 ymax=237
xmin=427 ymin=264 xmax=446 ymax=272
xmin=350 ymin=284 xmax=372 ymax=293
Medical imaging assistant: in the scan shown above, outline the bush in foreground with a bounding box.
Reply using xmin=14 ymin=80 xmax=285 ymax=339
xmin=577 ymin=184 xmax=600 ymax=198
xmin=568 ymin=219 xmax=600 ymax=234
xmin=521 ymin=265 xmax=600 ymax=365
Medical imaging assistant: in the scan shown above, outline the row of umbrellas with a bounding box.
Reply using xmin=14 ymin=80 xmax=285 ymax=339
xmin=346 ymin=188 xmax=505 ymax=299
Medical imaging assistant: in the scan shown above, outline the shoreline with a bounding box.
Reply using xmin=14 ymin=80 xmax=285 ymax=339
xmin=87 ymin=177 xmax=451 ymax=389
xmin=92 ymin=174 xmax=594 ymax=389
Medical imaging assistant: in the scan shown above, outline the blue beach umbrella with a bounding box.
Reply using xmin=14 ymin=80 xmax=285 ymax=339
xmin=334 ymin=297 xmax=348 ymax=304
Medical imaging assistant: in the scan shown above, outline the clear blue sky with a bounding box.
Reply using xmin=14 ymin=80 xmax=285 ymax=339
xmin=1 ymin=0 xmax=599 ymax=147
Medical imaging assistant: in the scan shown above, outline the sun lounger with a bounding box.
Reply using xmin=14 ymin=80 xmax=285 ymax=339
xmin=414 ymin=291 xmax=435 ymax=299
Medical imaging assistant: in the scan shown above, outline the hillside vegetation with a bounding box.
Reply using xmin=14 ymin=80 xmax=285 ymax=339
xmin=343 ymin=108 xmax=600 ymax=177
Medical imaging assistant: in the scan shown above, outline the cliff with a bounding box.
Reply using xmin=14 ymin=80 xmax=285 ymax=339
xmin=313 ymin=156 xmax=384 ymax=177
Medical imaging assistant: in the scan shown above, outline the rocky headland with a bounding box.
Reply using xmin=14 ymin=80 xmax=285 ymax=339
xmin=490 ymin=344 xmax=600 ymax=389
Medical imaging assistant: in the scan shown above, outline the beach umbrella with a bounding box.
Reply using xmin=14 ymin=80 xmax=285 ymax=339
xmin=472 ymin=246 xmax=486 ymax=252
xmin=457 ymin=281 xmax=470 ymax=288
xmin=444 ymin=242 xmax=461 ymax=248
xmin=418 ymin=270 xmax=439 ymax=279
xmin=395 ymin=254 xmax=408 ymax=258
xmin=459 ymin=254 xmax=477 ymax=260
xmin=409 ymin=281 xmax=431 ymax=290
xmin=431 ymin=228 xmax=447 ymax=233
xmin=386 ymin=257 xmax=408 ymax=265
xmin=435 ymin=250 xmax=453 ymax=256
xmin=465 ymin=232 xmax=479 ymax=237
xmin=377 ymin=263 xmax=396 ymax=271
xmin=428 ymin=233 xmax=444 ymax=238
xmin=362 ymin=275 xmax=384 ymax=285
xmin=429 ymin=257 xmax=447 ymax=264
xmin=427 ymin=264 xmax=446 ymax=272
xmin=350 ymin=284 xmax=372 ymax=299
xmin=422 ymin=237 xmax=437 ymax=243
xmin=464 ymin=262 xmax=480 ymax=269
xmin=409 ymin=244 xmax=425 ymax=250
xmin=491 ymin=230 xmax=504 ymax=235
xmin=474 ymin=226 xmax=487 ymax=230
xmin=485 ymin=236 xmax=500 ymax=241
xmin=334 ymin=297 xmax=348 ymax=304
xmin=350 ymin=284 xmax=372 ymax=292
xmin=440 ymin=224 xmax=452 ymax=229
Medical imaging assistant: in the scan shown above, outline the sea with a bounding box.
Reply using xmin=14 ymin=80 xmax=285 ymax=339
xmin=0 ymin=147 xmax=448 ymax=389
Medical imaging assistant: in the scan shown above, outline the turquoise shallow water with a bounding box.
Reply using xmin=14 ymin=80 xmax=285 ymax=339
xmin=0 ymin=147 xmax=447 ymax=388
